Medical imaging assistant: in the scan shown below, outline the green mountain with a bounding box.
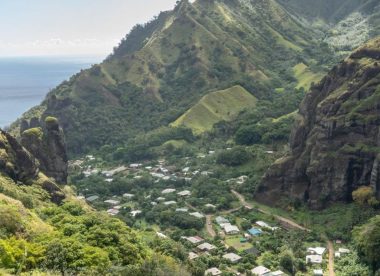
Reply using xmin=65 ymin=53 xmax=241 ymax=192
xmin=257 ymin=37 xmax=380 ymax=209
xmin=12 ymin=0 xmax=329 ymax=155
xmin=279 ymin=0 xmax=380 ymax=53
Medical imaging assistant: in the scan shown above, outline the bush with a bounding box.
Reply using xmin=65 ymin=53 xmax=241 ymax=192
xmin=216 ymin=147 xmax=251 ymax=166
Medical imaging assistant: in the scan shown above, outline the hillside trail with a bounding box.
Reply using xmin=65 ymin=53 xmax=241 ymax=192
xmin=231 ymin=190 xmax=311 ymax=232
xmin=327 ymin=240 xmax=336 ymax=276
xmin=206 ymin=215 xmax=216 ymax=237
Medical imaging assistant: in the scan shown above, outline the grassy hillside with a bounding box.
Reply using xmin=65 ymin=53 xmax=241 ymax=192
xmin=172 ymin=85 xmax=257 ymax=134
xmin=12 ymin=0 xmax=328 ymax=155
xmin=293 ymin=63 xmax=324 ymax=90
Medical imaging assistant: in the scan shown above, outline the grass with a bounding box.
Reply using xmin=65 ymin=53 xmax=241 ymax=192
xmin=225 ymin=235 xmax=252 ymax=252
xmin=171 ymin=85 xmax=257 ymax=134
xmin=293 ymin=63 xmax=324 ymax=90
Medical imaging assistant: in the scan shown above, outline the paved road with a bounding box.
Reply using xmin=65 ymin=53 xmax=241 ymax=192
xmin=328 ymin=240 xmax=336 ymax=276
xmin=231 ymin=190 xmax=311 ymax=232
xmin=206 ymin=215 xmax=216 ymax=237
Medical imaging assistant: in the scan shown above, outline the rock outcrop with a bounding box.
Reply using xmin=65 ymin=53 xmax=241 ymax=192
xmin=257 ymin=38 xmax=380 ymax=209
xmin=20 ymin=117 xmax=68 ymax=184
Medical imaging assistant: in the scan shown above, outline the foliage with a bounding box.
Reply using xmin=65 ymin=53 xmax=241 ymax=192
xmin=352 ymin=186 xmax=379 ymax=207
xmin=216 ymin=147 xmax=251 ymax=166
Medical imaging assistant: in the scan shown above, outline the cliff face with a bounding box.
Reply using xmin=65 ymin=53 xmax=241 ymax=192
xmin=20 ymin=117 xmax=68 ymax=184
xmin=257 ymin=38 xmax=380 ymax=208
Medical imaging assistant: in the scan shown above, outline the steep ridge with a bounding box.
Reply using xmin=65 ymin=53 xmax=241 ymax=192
xmin=11 ymin=0 xmax=324 ymax=154
xmin=257 ymin=38 xmax=380 ymax=209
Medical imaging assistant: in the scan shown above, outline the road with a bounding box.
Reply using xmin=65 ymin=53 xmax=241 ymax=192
xmin=328 ymin=240 xmax=336 ymax=276
xmin=231 ymin=190 xmax=311 ymax=232
xmin=206 ymin=215 xmax=216 ymax=237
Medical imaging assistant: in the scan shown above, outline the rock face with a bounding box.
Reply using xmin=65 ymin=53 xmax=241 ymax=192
xmin=257 ymin=38 xmax=380 ymax=209
xmin=0 ymin=130 xmax=39 ymax=182
xmin=20 ymin=117 xmax=68 ymax=184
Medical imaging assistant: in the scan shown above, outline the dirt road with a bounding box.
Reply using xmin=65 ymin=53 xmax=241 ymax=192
xmin=328 ymin=240 xmax=336 ymax=276
xmin=231 ymin=190 xmax=311 ymax=232
xmin=206 ymin=215 xmax=216 ymax=237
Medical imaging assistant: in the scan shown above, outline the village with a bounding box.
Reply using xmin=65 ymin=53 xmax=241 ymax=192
xmin=69 ymin=152 xmax=353 ymax=276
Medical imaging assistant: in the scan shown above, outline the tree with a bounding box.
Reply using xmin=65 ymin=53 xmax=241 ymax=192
xmin=352 ymin=215 xmax=380 ymax=272
xmin=279 ymin=249 xmax=295 ymax=275
xmin=235 ymin=125 xmax=261 ymax=145
xmin=352 ymin=186 xmax=379 ymax=207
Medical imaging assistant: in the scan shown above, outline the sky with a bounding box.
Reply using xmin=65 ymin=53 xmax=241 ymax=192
xmin=0 ymin=0 xmax=179 ymax=58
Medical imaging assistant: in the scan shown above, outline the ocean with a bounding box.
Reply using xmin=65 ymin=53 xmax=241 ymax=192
xmin=0 ymin=56 xmax=101 ymax=128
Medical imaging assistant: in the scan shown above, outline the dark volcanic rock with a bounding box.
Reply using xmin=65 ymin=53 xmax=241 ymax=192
xmin=257 ymin=38 xmax=380 ymax=209
xmin=21 ymin=117 xmax=68 ymax=184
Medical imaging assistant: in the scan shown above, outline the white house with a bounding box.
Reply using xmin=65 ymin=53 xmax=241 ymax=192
xmin=163 ymin=201 xmax=177 ymax=206
xmin=256 ymin=221 xmax=272 ymax=229
xmin=223 ymin=223 xmax=240 ymax=235
xmin=177 ymin=190 xmax=191 ymax=196
xmin=223 ymin=253 xmax=242 ymax=263
xmin=130 ymin=210 xmax=142 ymax=217
xmin=205 ymin=267 xmax=222 ymax=276
xmin=123 ymin=193 xmax=134 ymax=198
xmin=162 ymin=188 xmax=176 ymax=194
xmin=176 ymin=208 xmax=189 ymax=212
xmin=272 ymin=271 xmax=286 ymax=276
xmin=86 ymin=195 xmax=99 ymax=202
xmin=306 ymin=255 xmax=323 ymax=264
xmin=197 ymin=242 xmax=216 ymax=252
xmin=251 ymin=266 xmax=271 ymax=275
xmin=338 ymin=248 xmax=350 ymax=254
xmin=205 ymin=204 xmax=216 ymax=209
xmin=189 ymin=252 xmax=199 ymax=260
xmin=156 ymin=232 xmax=167 ymax=239
xmin=190 ymin=212 xmax=205 ymax=219
xmin=107 ymin=209 xmax=119 ymax=216
xmin=307 ymin=247 xmax=326 ymax=255
xmin=183 ymin=236 xmax=204 ymax=244
xmin=313 ymin=269 xmax=323 ymax=276
xmin=104 ymin=199 xmax=120 ymax=205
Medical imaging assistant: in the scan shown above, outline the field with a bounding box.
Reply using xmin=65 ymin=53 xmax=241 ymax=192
xmin=171 ymin=85 xmax=257 ymax=134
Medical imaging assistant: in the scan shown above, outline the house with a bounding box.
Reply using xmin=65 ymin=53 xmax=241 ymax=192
xmin=223 ymin=224 xmax=240 ymax=235
xmin=123 ymin=193 xmax=134 ymax=198
xmin=189 ymin=252 xmax=199 ymax=260
xmin=313 ymin=269 xmax=323 ymax=276
xmin=177 ymin=190 xmax=191 ymax=196
xmin=183 ymin=236 xmax=204 ymax=244
xmin=338 ymin=248 xmax=350 ymax=254
xmin=164 ymin=201 xmax=177 ymax=206
xmin=307 ymin=247 xmax=326 ymax=255
xmin=205 ymin=204 xmax=216 ymax=209
xmin=335 ymin=252 xmax=341 ymax=258
xmin=272 ymin=270 xmax=286 ymax=276
xmin=105 ymin=178 xmax=113 ymax=183
xmin=162 ymin=188 xmax=176 ymax=194
xmin=306 ymin=255 xmax=323 ymax=264
xmin=248 ymin=228 xmax=262 ymax=236
xmin=129 ymin=163 xmax=141 ymax=169
xmin=107 ymin=209 xmax=119 ymax=216
xmin=130 ymin=210 xmax=142 ymax=217
xmin=223 ymin=253 xmax=242 ymax=263
xmin=151 ymin=172 xmax=165 ymax=178
xmin=251 ymin=266 xmax=271 ymax=275
xmin=86 ymin=195 xmax=99 ymax=202
xmin=245 ymin=247 xmax=260 ymax=256
xmin=156 ymin=232 xmax=167 ymax=239
xmin=104 ymin=199 xmax=120 ymax=205
xmin=182 ymin=167 xmax=190 ymax=173
xmin=205 ymin=267 xmax=222 ymax=276
xmin=176 ymin=208 xmax=189 ymax=212
xmin=208 ymin=151 xmax=215 ymax=155
xmin=156 ymin=197 xmax=165 ymax=201
xmin=151 ymin=202 xmax=157 ymax=206
xmin=215 ymin=216 xmax=229 ymax=225
xmin=190 ymin=212 xmax=205 ymax=219
xmin=197 ymin=242 xmax=216 ymax=252
xmin=256 ymin=221 xmax=272 ymax=229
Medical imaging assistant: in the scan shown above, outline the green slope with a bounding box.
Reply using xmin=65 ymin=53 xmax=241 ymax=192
xmin=293 ymin=63 xmax=324 ymax=90
xmin=172 ymin=85 xmax=257 ymax=134
xmin=11 ymin=0 xmax=327 ymax=154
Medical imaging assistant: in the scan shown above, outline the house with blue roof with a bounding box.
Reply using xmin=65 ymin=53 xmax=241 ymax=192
xmin=248 ymin=228 xmax=262 ymax=236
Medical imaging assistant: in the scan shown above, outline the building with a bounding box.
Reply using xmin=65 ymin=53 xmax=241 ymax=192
xmin=215 ymin=216 xmax=229 ymax=225
xmin=306 ymin=255 xmax=323 ymax=264
xmin=177 ymin=190 xmax=191 ymax=196
xmin=251 ymin=266 xmax=271 ymax=276
xmin=183 ymin=236 xmax=204 ymax=244
xmin=256 ymin=221 xmax=272 ymax=229
xmin=156 ymin=232 xmax=167 ymax=239
xmin=104 ymin=199 xmax=120 ymax=205
xmin=272 ymin=271 xmax=286 ymax=276
xmin=130 ymin=210 xmax=142 ymax=217
xmin=223 ymin=253 xmax=242 ymax=263
xmin=189 ymin=252 xmax=199 ymax=260
xmin=205 ymin=204 xmax=216 ymax=209
xmin=205 ymin=267 xmax=222 ymax=276
xmin=313 ymin=269 xmax=323 ymax=276
xmin=307 ymin=247 xmax=326 ymax=255
xmin=248 ymin=228 xmax=262 ymax=236
xmin=190 ymin=212 xmax=205 ymax=219
xmin=197 ymin=242 xmax=216 ymax=252
xmin=86 ymin=195 xmax=99 ymax=202
xmin=123 ymin=193 xmax=134 ymax=198
xmin=107 ymin=209 xmax=119 ymax=216
xmin=176 ymin=208 xmax=189 ymax=212
xmin=162 ymin=188 xmax=176 ymax=194
xmin=223 ymin=224 xmax=240 ymax=235
xmin=338 ymin=248 xmax=350 ymax=254
xmin=244 ymin=247 xmax=260 ymax=256
xmin=163 ymin=201 xmax=177 ymax=206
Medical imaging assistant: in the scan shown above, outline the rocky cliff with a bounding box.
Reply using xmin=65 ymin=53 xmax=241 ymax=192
xmin=257 ymin=38 xmax=380 ymax=208
xmin=20 ymin=116 xmax=68 ymax=184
